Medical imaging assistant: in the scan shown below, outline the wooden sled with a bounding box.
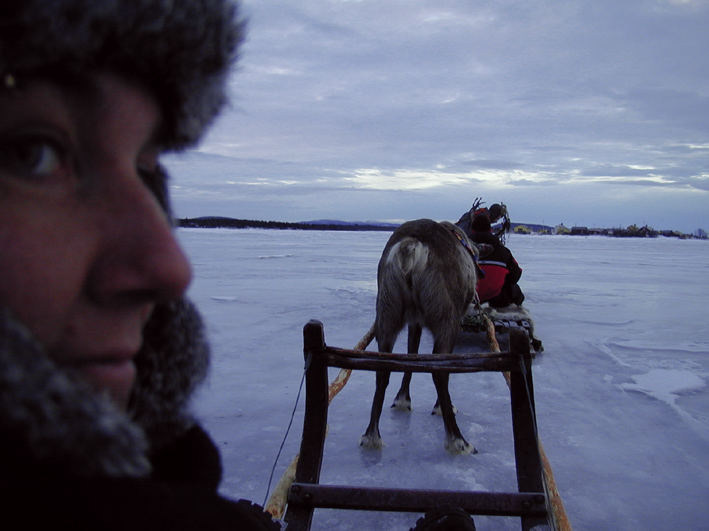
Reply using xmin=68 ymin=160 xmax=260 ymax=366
xmin=283 ymin=320 xmax=559 ymax=530
xmin=462 ymin=304 xmax=544 ymax=353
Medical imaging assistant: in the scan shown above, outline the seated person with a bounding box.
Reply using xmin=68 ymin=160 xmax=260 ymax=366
xmin=468 ymin=214 xmax=525 ymax=308
xmin=456 ymin=201 xmax=509 ymax=241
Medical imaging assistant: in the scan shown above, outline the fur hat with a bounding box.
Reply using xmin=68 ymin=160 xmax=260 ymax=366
xmin=488 ymin=203 xmax=504 ymax=222
xmin=0 ymin=0 xmax=245 ymax=150
xmin=472 ymin=213 xmax=492 ymax=233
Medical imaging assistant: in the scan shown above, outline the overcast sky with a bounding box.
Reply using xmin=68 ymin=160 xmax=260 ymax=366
xmin=166 ymin=0 xmax=709 ymax=233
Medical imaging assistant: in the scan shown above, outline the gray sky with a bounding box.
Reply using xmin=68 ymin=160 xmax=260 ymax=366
xmin=166 ymin=0 xmax=709 ymax=233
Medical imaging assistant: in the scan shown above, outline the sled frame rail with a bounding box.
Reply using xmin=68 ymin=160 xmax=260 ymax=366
xmin=284 ymin=320 xmax=552 ymax=530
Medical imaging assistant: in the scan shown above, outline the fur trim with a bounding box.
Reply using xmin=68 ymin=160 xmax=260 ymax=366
xmin=130 ymin=299 xmax=211 ymax=452
xmin=0 ymin=307 xmax=149 ymax=477
xmin=485 ymin=304 xmax=531 ymax=323
xmin=0 ymin=298 xmax=210 ymax=478
xmin=0 ymin=0 xmax=245 ymax=149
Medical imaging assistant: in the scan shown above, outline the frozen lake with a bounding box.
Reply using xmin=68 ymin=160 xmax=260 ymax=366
xmin=178 ymin=229 xmax=709 ymax=530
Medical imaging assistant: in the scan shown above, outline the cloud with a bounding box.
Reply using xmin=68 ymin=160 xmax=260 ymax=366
xmin=168 ymin=0 xmax=709 ymax=233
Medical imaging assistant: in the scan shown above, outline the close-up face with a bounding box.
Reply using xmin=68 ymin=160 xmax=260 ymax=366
xmin=0 ymin=73 xmax=192 ymax=409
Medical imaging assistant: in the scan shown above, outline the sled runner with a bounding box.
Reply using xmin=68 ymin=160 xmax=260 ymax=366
xmin=280 ymin=320 xmax=567 ymax=530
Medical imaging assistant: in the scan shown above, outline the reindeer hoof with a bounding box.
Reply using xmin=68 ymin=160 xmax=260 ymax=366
xmin=391 ymin=397 xmax=412 ymax=411
xmin=445 ymin=437 xmax=477 ymax=455
xmin=431 ymin=404 xmax=458 ymax=416
xmin=360 ymin=433 xmax=384 ymax=449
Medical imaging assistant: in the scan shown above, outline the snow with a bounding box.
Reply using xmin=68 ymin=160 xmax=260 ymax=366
xmin=621 ymin=369 xmax=705 ymax=406
xmin=178 ymin=229 xmax=709 ymax=530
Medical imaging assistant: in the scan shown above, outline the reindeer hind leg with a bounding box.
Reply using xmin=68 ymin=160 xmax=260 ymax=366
xmin=392 ymin=323 xmax=422 ymax=411
xmin=432 ymin=372 xmax=476 ymax=454
xmin=360 ymin=369 xmax=391 ymax=449
xmin=361 ymin=332 xmax=396 ymax=449
xmin=431 ymin=335 xmax=476 ymax=454
xmin=431 ymin=330 xmax=458 ymax=416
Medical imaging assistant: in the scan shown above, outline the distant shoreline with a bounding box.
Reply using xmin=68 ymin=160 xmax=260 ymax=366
xmin=178 ymin=217 xmax=394 ymax=232
xmin=177 ymin=216 xmax=707 ymax=240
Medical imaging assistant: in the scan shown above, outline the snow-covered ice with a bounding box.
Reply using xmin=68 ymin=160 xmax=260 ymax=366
xmin=178 ymin=229 xmax=709 ymax=530
xmin=621 ymin=369 xmax=704 ymax=406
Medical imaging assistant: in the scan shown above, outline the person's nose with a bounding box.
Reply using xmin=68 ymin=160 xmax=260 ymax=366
xmin=89 ymin=174 xmax=192 ymax=306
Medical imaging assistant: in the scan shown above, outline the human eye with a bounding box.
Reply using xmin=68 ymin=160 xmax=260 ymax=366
xmin=0 ymin=135 xmax=71 ymax=184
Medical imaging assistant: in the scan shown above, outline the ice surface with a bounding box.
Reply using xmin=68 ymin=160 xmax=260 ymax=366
xmin=621 ymin=369 xmax=705 ymax=405
xmin=178 ymin=229 xmax=709 ymax=530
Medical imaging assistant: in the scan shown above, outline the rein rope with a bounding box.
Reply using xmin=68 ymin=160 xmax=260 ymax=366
xmin=262 ymin=352 xmax=311 ymax=508
xmin=264 ymin=324 xmax=376 ymax=519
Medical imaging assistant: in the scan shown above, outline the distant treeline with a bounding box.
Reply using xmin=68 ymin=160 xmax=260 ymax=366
xmin=178 ymin=216 xmax=706 ymax=240
xmin=178 ymin=216 xmax=394 ymax=232
xmin=522 ymin=223 xmax=707 ymax=239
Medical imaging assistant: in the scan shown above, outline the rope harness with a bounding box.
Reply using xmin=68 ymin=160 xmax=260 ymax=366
xmin=447 ymin=224 xmax=485 ymax=280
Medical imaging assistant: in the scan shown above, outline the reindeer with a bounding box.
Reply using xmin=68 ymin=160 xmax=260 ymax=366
xmin=360 ymin=219 xmax=479 ymax=454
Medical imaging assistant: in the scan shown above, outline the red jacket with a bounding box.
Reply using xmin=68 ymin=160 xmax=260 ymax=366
xmin=476 ymin=259 xmax=510 ymax=301
xmin=470 ymin=231 xmax=523 ymax=305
